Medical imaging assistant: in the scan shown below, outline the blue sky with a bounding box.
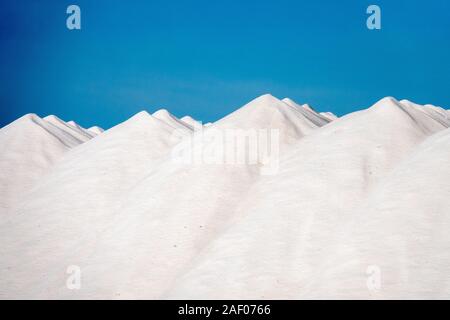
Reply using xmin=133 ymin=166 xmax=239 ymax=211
xmin=1 ymin=0 xmax=449 ymax=129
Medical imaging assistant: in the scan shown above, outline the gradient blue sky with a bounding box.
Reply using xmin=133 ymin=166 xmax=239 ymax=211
xmin=1 ymin=0 xmax=449 ymax=129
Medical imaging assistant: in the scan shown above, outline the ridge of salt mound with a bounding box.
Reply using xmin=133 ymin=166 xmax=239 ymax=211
xmin=67 ymin=119 xmax=105 ymax=137
xmin=368 ymin=97 xmax=448 ymax=133
xmin=301 ymin=103 xmax=315 ymax=112
xmin=399 ymin=99 xmax=450 ymax=127
xmin=152 ymin=109 xmax=193 ymax=132
xmin=44 ymin=115 xmax=94 ymax=141
xmin=213 ymin=94 xmax=319 ymax=143
xmin=88 ymin=126 xmax=104 ymax=134
xmin=320 ymin=111 xmax=338 ymax=120
xmin=66 ymin=120 xmax=96 ymax=135
xmin=180 ymin=116 xmax=202 ymax=129
xmin=75 ymin=110 xmax=176 ymax=145
xmin=281 ymin=97 xmax=331 ymax=127
xmin=6 ymin=114 xmax=82 ymax=147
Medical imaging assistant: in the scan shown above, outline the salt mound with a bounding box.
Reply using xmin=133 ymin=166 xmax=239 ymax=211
xmin=0 ymin=110 xmax=189 ymax=298
xmin=0 ymin=114 xmax=87 ymax=212
xmin=164 ymin=96 xmax=449 ymax=299
xmin=307 ymin=127 xmax=450 ymax=299
xmin=214 ymin=94 xmax=320 ymax=145
xmin=0 ymin=95 xmax=449 ymax=299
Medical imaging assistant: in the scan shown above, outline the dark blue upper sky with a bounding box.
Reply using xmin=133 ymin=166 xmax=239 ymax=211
xmin=1 ymin=0 xmax=449 ymax=129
